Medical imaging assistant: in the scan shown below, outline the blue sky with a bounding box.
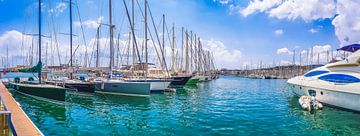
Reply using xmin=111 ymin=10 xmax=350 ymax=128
xmin=0 ymin=0 xmax=358 ymax=69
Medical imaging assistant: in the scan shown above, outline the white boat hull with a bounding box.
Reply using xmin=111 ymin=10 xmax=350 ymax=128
xmin=149 ymin=81 xmax=171 ymax=92
xmin=288 ymin=82 xmax=360 ymax=112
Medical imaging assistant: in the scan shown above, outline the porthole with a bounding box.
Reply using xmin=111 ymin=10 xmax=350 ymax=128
xmin=321 ymin=91 xmax=323 ymax=95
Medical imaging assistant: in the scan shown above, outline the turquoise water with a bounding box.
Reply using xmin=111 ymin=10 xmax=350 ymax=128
xmin=8 ymin=76 xmax=360 ymax=135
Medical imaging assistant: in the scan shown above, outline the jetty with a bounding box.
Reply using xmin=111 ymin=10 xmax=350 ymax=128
xmin=0 ymin=82 xmax=43 ymax=136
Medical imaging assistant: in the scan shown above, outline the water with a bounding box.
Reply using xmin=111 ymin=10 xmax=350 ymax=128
xmin=8 ymin=76 xmax=360 ymax=135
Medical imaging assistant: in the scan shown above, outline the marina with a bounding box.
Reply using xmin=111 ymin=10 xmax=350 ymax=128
xmin=1 ymin=0 xmax=360 ymax=135
xmin=2 ymin=76 xmax=360 ymax=135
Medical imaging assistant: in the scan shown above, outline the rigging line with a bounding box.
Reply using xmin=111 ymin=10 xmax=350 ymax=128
xmin=134 ymin=0 xmax=163 ymax=68
xmin=75 ymin=0 xmax=89 ymax=67
xmin=123 ymin=0 xmax=145 ymax=75
xmin=147 ymin=2 xmax=170 ymax=77
xmin=47 ymin=0 xmax=62 ymax=65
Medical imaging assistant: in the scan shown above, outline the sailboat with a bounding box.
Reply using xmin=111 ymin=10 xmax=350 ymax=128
xmin=288 ymin=44 xmax=360 ymax=112
xmin=123 ymin=0 xmax=172 ymax=93
xmin=9 ymin=0 xmax=69 ymax=103
xmin=95 ymin=0 xmax=151 ymax=97
xmin=46 ymin=0 xmax=95 ymax=94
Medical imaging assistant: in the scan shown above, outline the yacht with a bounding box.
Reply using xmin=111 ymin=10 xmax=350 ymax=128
xmin=288 ymin=44 xmax=360 ymax=112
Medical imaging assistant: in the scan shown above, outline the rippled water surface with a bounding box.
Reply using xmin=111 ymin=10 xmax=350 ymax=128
xmin=9 ymin=76 xmax=360 ymax=135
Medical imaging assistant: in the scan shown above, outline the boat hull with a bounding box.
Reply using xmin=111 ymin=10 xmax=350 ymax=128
xmin=9 ymin=83 xmax=67 ymax=102
xmin=288 ymin=83 xmax=360 ymax=112
xmin=185 ymin=78 xmax=199 ymax=87
xmin=127 ymin=79 xmax=171 ymax=93
xmin=169 ymin=76 xmax=192 ymax=88
xmin=95 ymin=81 xmax=150 ymax=97
xmin=47 ymin=81 xmax=96 ymax=93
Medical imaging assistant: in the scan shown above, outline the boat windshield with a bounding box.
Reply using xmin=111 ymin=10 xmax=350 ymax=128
xmin=304 ymin=71 xmax=329 ymax=77
xmin=318 ymin=74 xmax=360 ymax=83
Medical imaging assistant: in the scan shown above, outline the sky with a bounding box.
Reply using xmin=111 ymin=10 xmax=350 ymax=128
xmin=0 ymin=0 xmax=359 ymax=69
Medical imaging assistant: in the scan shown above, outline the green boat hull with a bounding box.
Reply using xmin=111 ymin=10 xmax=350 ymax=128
xmin=9 ymin=83 xmax=67 ymax=102
xmin=185 ymin=78 xmax=199 ymax=87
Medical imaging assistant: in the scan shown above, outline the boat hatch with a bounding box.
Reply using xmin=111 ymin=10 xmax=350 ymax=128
xmin=304 ymin=71 xmax=329 ymax=77
xmin=318 ymin=74 xmax=360 ymax=83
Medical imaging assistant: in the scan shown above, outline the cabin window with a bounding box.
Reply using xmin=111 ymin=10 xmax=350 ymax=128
xmin=318 ymin=74 xmax=360 ymax=83
xmin=304 ymin=71 xmax=329 ymax=77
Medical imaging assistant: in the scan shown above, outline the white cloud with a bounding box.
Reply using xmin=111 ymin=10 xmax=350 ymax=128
xmin=218 ymin=0 xmax=360 ymax=46
xmin=274 ymin=29 xmax=284 ymax=36
xmin=269 ymin=0 xmax=336 ymax=22
xmin=308 ymin=28 xmax=317 ymax=33
xmin=240 ymin=0 xmax=282 ymax=17
xmin=74 ymin=16 xmax=104 ymax=29
xmin=214 ymin=0 xmax=232 ymax=5
xmin=277 ymin=47 xmax=293 ymax=55
xmin=332 ymin=0 xmax=360 ymax=46
xmin=203 ymin=39 xmax=242 ymax=68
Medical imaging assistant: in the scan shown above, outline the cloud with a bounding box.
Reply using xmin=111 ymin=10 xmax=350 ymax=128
xmin=277 ymin=47 xmax=293 ymax=55
xmin=274 ymin=29 xmax=284 ymax=36
xmin=214 ymin=0 xmax=232 ymax=5
xmin=240 ymin=0 xmax=282 ymax=17
xmin=203 ymin=38 xmax=242 ymax=68
xmin=217 ymin=0 xmax=360 ymax=46
xmin=332 ymin=0 xmax=360 ymax=46
xmin=74 ymin=16 xmax=104 ymax=29
xmin=268 ymin=0 xmax=336 ymax=22
xmin=308 ymin=28 xmax=317 ymax=33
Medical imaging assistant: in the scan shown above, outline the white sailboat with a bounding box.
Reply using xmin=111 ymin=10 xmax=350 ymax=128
xmin=288 ymin=44 xmax=360 ymax=112
xmin=95 ymin=0 xmax=150 ymax=97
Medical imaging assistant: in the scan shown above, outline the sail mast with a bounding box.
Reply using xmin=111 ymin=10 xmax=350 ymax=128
xmin=96 ymin=25 xmax=100 ymax=67
xmin=38 ymin=0 xmax=42 ymax=84
xmin=144 ymin=0 xmax=148 ymax=78
xmin=109 ymin=0 xmax=114 ymax=79
xmin=185 ymin=30 xmax=189 ymax=75
xmin=70 ymin=0 xmax=73 ymax=79
xmin=171 ymin=23 xmax=175 ymax=74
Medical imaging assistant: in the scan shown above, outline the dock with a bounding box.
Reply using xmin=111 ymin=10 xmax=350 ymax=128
xmin=0 ymin=82 xmax=43 ymax=136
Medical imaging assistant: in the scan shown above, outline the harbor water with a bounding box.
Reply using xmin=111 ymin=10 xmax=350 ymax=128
xmin=7 ymin=76 xmax=360 ymax=135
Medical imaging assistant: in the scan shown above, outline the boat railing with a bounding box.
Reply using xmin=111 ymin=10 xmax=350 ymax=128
xmin=0 ymin=95 xmax=16 ymax=136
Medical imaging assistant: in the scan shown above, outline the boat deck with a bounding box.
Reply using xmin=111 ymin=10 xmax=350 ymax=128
xmin=0 ymin=82 xmax=43 ymax=136
xmin=16 ymin=83 xmax=64 ymax=88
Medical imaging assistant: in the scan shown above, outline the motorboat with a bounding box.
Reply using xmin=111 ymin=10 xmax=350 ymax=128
xmin=288 ymin=44 xmax=360 ymax=112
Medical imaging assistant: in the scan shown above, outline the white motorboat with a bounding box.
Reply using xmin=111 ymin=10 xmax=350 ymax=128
xmin=288 ymin=44 xmax=360 ymax=112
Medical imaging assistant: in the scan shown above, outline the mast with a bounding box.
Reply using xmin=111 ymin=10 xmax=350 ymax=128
xmin=144 ymin=0 xmax=148 ymax=78
xmin=162 ymin=14 xmax=165 ymax=68
xmin=96 ymin=25 xmax=100 ymax=67
xmin=190 ymin=31 xmax=193 ymax=73
xmin=171 ymin=23 xmax=175 ymax=73
xmin=109 ymin=0 xmax=114 ymax=79
xmin=70 ymin=0 xmax=73 ymax=79
xmin=181 ymin=27 xmax=184 ymax=72
xmin=116 ymin=33 xmax=120 ymax=68
xmin=185 ymin=30 xmax=189 ymax=74
xmin=132 ymin=0 xmax=135 ymax=69
xmin=38 ymin=0 xmax=42 ymax=84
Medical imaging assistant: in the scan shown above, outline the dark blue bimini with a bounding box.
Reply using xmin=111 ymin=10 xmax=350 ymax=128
xmin=304 ymin=71 xmax=329 ymax=77
xmin=318 ymin=74 xmax=360 ymax=83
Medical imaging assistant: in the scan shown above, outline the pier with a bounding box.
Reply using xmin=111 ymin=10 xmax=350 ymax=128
xmin=0 ymin=82 xmax=43 ymax=136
